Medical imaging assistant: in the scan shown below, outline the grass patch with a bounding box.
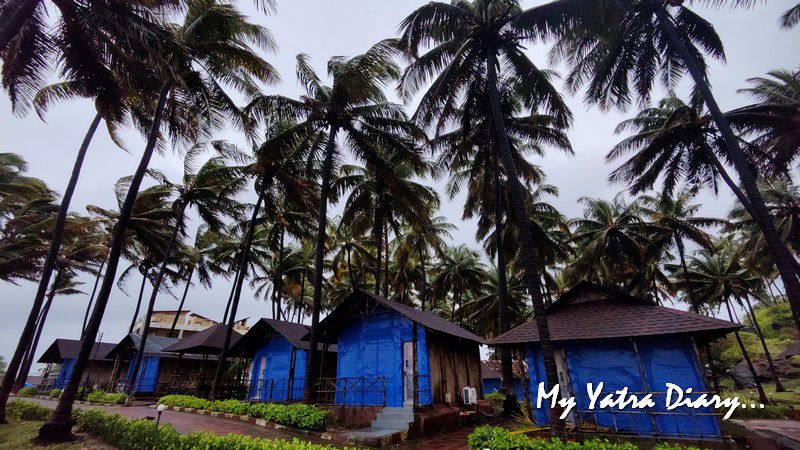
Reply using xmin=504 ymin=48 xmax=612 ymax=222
xmin=0 ymin=420 xmax=82 ymax=450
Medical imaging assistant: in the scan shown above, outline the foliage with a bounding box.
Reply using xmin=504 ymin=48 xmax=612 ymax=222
xmin=6 ymin=400 xmax=51 ymax=421
xmin=75 ymin=409 xmax=340 ymax=450
xmin=49 ymin=389 xmax=62 ymax=399
xmin=727 ymin=402 xmax=792 ymax=419
xmin=86 ymin=390 xmax=127 ymax=405
xmin=0 ymin=419 xmax=82 ymax=450
xmin=752 ymin=303 xmax=795 ymax=339
xmin=485 ymin=391 xmax=506 ymax=409
xmin=15 ymin=386 xmax=38 ymax=397
xmin=468 ymin=426 xmax=640 ymax=449
xmin=157 ymin=395 xmax=328 ymax=430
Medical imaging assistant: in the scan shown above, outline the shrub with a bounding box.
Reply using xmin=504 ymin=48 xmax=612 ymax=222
xmin=7 ymin=400 xmax=51 ymax=421
xmin=728 ymin=403 xmax=792 ymax=419
xmin=76 ymin=409 xmax=341 ymax=450
xmin=157 ymin=394 xmax=328 ymax=431
xmin=48 ymin=388 xmax=61 ymax=399
xmin=16 ymin=386 xmax=38 ymax=397
xmin=468 ymin=426 xmax=639 ymax=449
xmin=86 ymin=390 xmax=127 ymax=405
xmin=485 ymin=391 xmax=506 ymax=409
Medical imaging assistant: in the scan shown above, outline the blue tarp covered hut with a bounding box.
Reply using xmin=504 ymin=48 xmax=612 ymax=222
xmin=38 ymin=339 xmax=116 ymax=390
xmin=234 ymin=319 xmax=335 ymax=402
xmin=108 ymin=334 xmax=180 ymax=394
xmin=315 ymin=290 xmax=485 ymax=408
xmin=481 ymin=360 xmax=526 ymax=400
xmin=490 ymin=282 xmax=741 ymax=439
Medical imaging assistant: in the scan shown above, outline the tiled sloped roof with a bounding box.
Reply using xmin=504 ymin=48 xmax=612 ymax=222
xmin=490 ymin=285 xmax=740 ymax=345
xmin=316 ymin=290 xmax=485 ymax=344
xmin=37 ymin=339 xmax=116 ymax=363
xmin=162 ymin=323 xmax=242 ymax=354
xmin=481 ymin=360 xmax=527 ymax=379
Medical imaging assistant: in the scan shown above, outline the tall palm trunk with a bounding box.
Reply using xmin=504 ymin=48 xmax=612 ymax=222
xmin=0 ymin=0 xmax=40 ymax=50
xmin=0 ymin=112 xmax=102 ymax=422
xmin=486 ymin=50 xmax=563 ymax=436
xmin=383 ymin=221 xmax=389 ymax=298
xmin=346 ymin=247 xmax=355 ymax=290
xmin=656 ymin=7 xmax=800 ymax=333
xmin=492 ymin=150 xmax=514 ymax=396
xmin=126 ymin=202 xmax=187 ymax=402
xmin=15 ymin=267 xmax=65 ymax=390
xmin=128 ymin=269 xmax=149 ymax=334
xmin=81 ymin=259 xmax=105 ymax=338
xmin=275 ymin=227 xmax=285 ymax=320
xmin=38 ymin=82 xmax=171 ymax=442
xmin=418 ymin=248 xmax=428 ymax=311
xmin=169 ymin=267 xmax=194 ymax=338
xmin=741 ymin=295 xmax=785 ymax=391
xmin=724 ymin=298 xmax=769 ymax=403
xmin=304 ymin=126 xmax=339 ymax=404
xmin=222 ymin=263 xmax=242 ymax=324
xmin=674 ymin=234 xmax=700 ymax=309
xmin=373 ymin=202 xmax=383 ymax=295
xmin=210 ymin=188 xmax=266 ymax=400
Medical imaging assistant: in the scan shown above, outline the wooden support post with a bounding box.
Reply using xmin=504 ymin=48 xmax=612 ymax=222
xmin=288 ymin=347 xmax=297 ymax=401
xmin=631 ymin=338 xmax=659 ymax=436
xmin=412 ymin=323 xmax=419 ymax=408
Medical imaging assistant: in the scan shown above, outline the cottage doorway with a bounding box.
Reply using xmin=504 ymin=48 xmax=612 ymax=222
xmin=554 ymin=349 xmax=577 ymax=426
xmin=403 ymin=341 xmax=414 ymax=406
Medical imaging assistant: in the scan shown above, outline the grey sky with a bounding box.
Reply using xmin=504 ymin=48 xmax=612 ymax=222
xmin=1 ymin=0 xmax=798 ymax=372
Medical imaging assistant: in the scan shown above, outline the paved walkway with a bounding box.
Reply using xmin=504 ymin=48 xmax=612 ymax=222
xmin=395 ymin=426 xmax=474 ymax=450
xmin=732 ymin=419 xmax=800 ymax=449
xmin=22 ymin=398 xmax=331 ymax=445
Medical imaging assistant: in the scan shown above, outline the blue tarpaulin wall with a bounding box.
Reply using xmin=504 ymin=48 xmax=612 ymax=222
xmin=249 ymin=336 xmax=307 ymax=402
xmin=125 ymin=353 xmax=161 ymax=393
xmin=527 ymin=337 xmax=719 ymax=438
xmin=54 ymin=358 xmax=76 ymax=390
xmin=336 ymin=308 xmax=431 ymax=407
xmin=483 ymin=377 xmax=526 ymax=400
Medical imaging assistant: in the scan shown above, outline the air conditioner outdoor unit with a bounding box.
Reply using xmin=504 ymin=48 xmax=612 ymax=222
xmin=462 ymin=387 xmax=477 ymax=405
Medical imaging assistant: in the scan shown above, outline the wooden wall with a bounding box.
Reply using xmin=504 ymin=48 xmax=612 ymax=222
xmin=426 ymin=331 xmax=482 ymax=405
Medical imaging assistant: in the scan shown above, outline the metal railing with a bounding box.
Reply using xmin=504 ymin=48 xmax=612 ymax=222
xmin=315 ymin=376 xmax=387 ymax=406
xmin=248 ymin=378 xmax=304 ymax=403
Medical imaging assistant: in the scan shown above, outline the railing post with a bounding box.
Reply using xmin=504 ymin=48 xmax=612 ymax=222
xmin=269 ymin=379 xmax=274 ymax=402
xmin=343 ymin=377 xmax=348 ymax=406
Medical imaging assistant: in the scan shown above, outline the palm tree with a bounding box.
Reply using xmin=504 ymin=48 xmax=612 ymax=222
xmin=639 ymin=190 xmax=724 ymax=309
xmin=168 ymin=229 xmax=215 ymax=337
xmin=127 ymin=145 xmax=246 ymax=400
xmin=430 ymin=245 xmax=488 ymax=322
xmin=328 ymin=218 xmax=374 ymax=292
xmin=565 ymin=195 xmax=664 ymax=296
xmin=397 ymin=1 xmax=575 ymax=429
xmin=675 ymin=244 xmax=770 ymax=403
xmin=782 ymin=4 xmax=800 ymax=28
xmin=39 ymin=0 xmax=277 ymax=440
xmin=334 ymin=157 xmax=436 ymax=298
xmin=246 ymin=41 xmax=424 ymax=404
xmin=461 ymin=267 xmax=528 ymax=339
xmin=554 ymin=0 xmax=800 ymax=336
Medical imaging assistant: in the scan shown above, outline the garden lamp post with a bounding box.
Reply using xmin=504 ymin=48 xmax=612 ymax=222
xmin=156 ymin=404 xmax=166 ymax=429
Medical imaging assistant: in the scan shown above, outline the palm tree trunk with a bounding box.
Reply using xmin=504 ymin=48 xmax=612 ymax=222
xmin=128 ymin=270 xmax=149 ymax=334
xmin=418 ymin=248 xmax=428 ymax=311
xmin=15 ymin=267 xmax=64 ymax=391
xmin=492 ymin=150 xmax=514 ymax=397
xmin=81 ymin=259 xmax=105 ymax=338
xmin=0 ymin=0 xmax=40 ymax=50
xmin=374 ymin=203 xmax=383 ymax=295
xmin=724 ymin=298 xmax=769 ymax=403
xmin=741 ymin=295 xmax=785 ymax=391
xmin=674 ymin=234 xmax=700 ymax=310
xmin=222 ymin=264 xmax=241 ymax=325
xmin=210 ymin=188 xmax=266 ymax=400
xmin=0 ymin=112 xmax=101 ymax=423
xmin=275 ymin=227 xmax=285 ymax=320
xmin=126 ymin=202 xmax=187 ymax=402
xmin=703 ymin=345 xmax=721 ymax=394
xmin=383 ymin=220 xmax=389 ymax=298
xmin=38 ymin=82 xmax=171 ymax=443
xmin=346 ymin=247 xmax=354 ymax=290
xmin=656 ymin=6 xmax=800 ymax=334
xmin=169 ymin=267 xmax=194 ymax=338
xmin=303 ymin=125 xmax=339 ymax=404
xmin=486 ymin=50 xmax=564 ymax=436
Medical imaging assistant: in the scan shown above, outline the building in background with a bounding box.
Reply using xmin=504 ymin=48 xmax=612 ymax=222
xmin=131 ymin=310 xmax=249 ymax=338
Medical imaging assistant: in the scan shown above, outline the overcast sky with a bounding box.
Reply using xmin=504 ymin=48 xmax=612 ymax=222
xmin=1 ymin=0 xmax=798 ymax=372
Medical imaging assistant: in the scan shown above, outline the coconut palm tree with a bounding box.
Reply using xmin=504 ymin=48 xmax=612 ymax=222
xmin=461 ymin=267 xmax=528 ymax=339
xmin=430 ymin=245 xmax=488 ymax=321
xmin=782 ymin=4 xmax=800 ymax=28
xmin=39 ymin=0 xmax=277 ymax=439
xmin=126 ymin=145 xmax=246 ymax=400
xmin=553 ymin=0 xmax=800 ymax=336
xmin=245 ymin=41 xmax=424 ymax=403
xmin=675 ymin=244 xmax=769 ymax=403
xmin=730 ymin=179 xmax=800 ymax=263
xmin=397 ymin=1 xmax=576 ymax=427
xmin=328 ymin=218 xmax=374 ymax=292
xmin=167 ymin=229 xmax=215 ymax=337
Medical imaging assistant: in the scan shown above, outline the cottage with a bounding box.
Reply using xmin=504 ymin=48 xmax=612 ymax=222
xmin=233 ymin=319 xmax=336 ymax=402
xmin=481 ymin=360 xmax=527 ymax=400
xmin=37 ymin=339 xmax=116 ymax=391
xmin=107 ymin=334 xmax=181 ymax=395
xmin=315 ymin=290 xmax=485 ymax=409
xmin=490 ymin=282 xmax=741 ymax=439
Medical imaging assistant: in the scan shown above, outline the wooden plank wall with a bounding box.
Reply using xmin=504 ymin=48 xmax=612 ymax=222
xmin=426 ymin=331 xmax=482 ymax=405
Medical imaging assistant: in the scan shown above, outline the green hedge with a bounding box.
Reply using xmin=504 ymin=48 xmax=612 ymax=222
xmin=7 ymin=400 xmax=51 ymax=421
xmin=467 ymin=427 xmax=700 ymax=450
xmin=86 ymin=390 xmax=127 ymax=405
xmin=16 ymin=386 xmax=38 ymax=397
xmin=75 ymin=409 xmax=342 ymax=450
xmin=157 ymin=395 xmax=328 ymax=431
xmin=48 ymin=388 xmax=62 ymax=399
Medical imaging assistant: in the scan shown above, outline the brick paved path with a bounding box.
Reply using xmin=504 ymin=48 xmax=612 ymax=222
xmin=395 ymin=426 xmax=474 ymax=450
xmin=23 ymin=398 xmax=331 ymax=445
